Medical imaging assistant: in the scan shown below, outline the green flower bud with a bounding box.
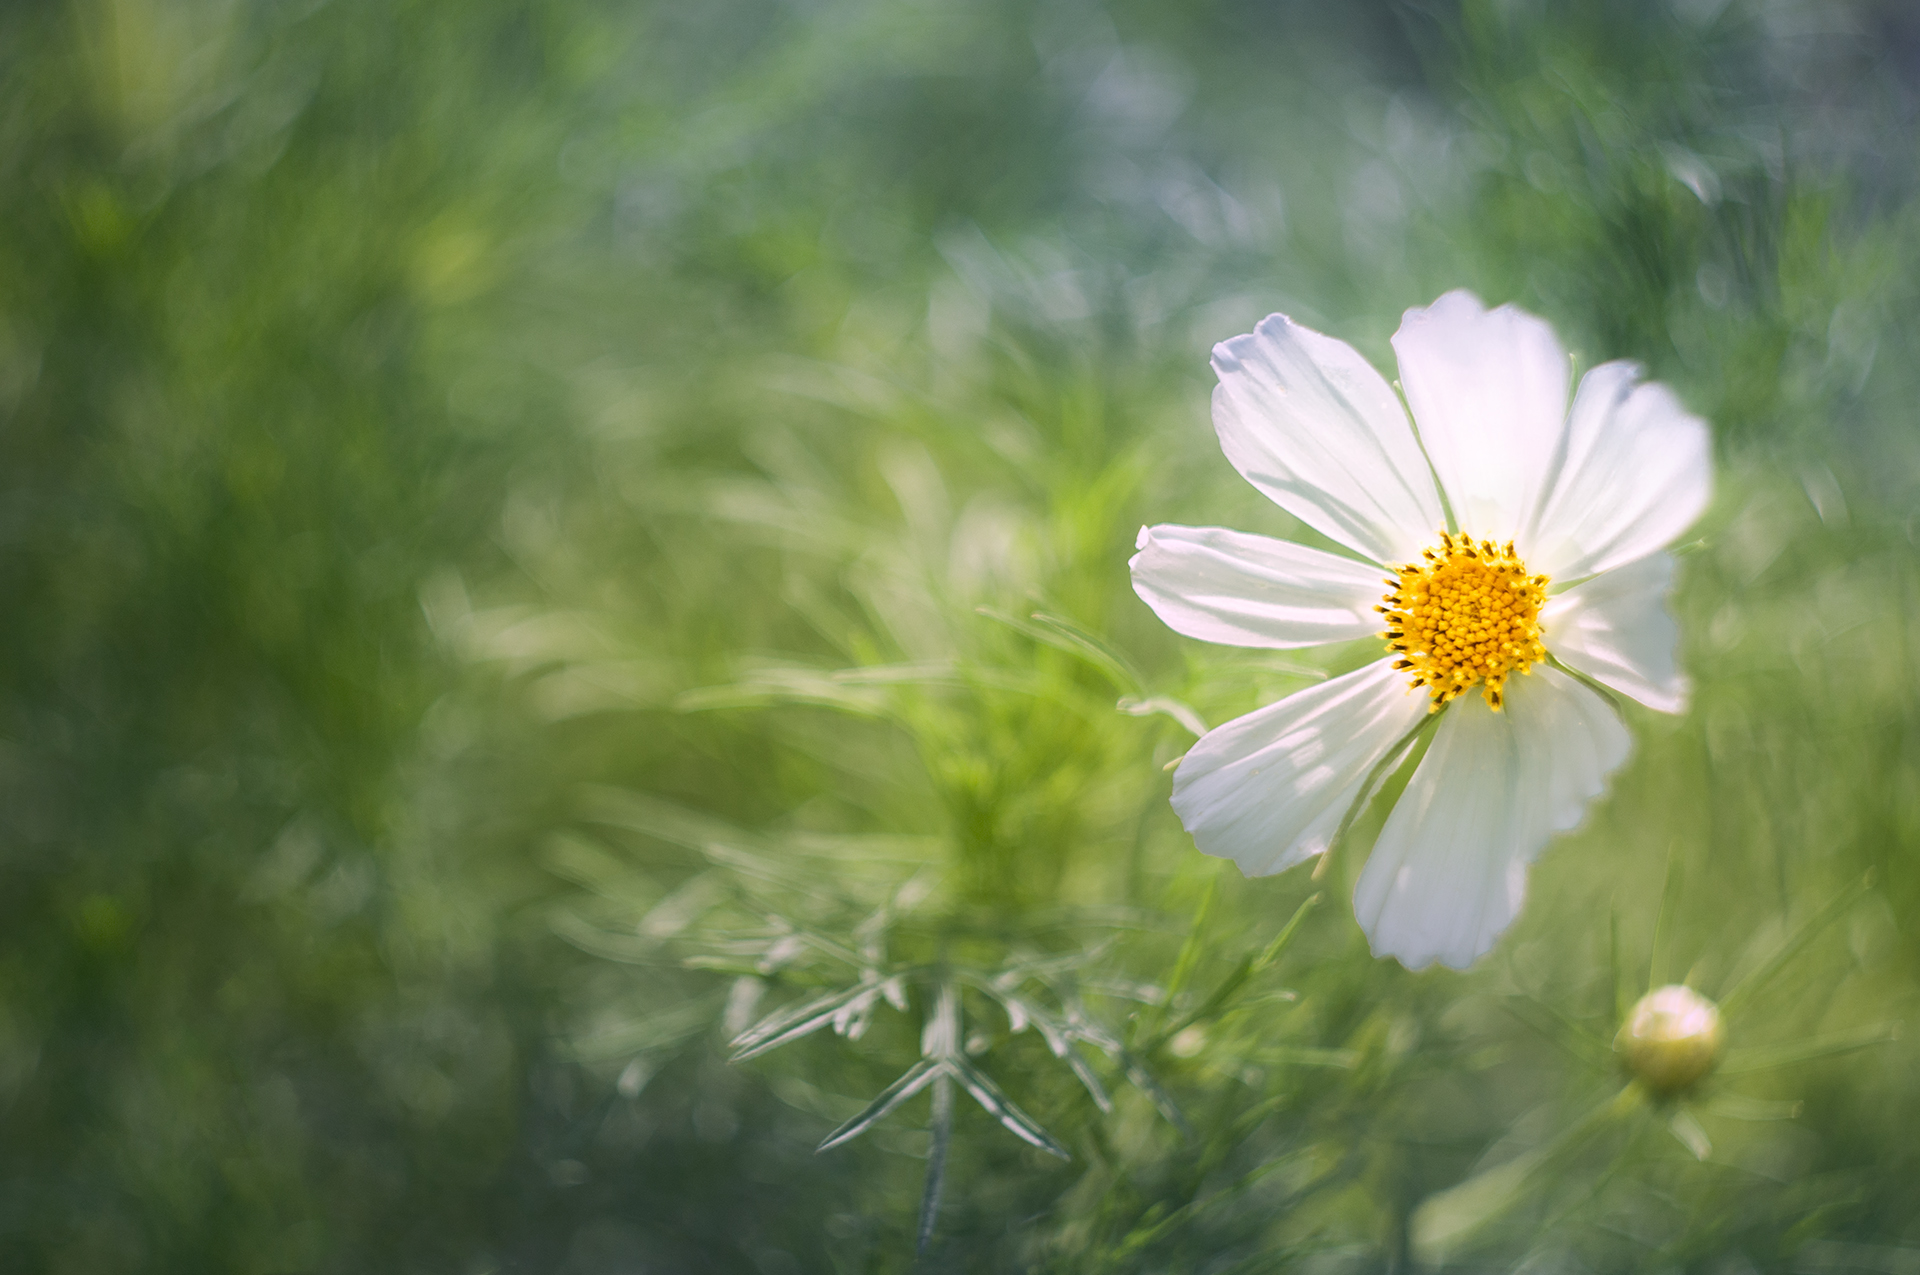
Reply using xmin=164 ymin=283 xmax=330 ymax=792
xmin=1616 ymin=985 xmax=1724 ymax=1094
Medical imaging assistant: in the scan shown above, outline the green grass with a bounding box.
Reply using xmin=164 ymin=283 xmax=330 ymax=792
xmin=4 ymin=0 xmax=1920 ymax=1270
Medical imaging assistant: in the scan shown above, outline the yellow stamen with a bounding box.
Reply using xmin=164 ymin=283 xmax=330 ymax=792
xmin=1378 ymin=532 xmax=1549 ymax=712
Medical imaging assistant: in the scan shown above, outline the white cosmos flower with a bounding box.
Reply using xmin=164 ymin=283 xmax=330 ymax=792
xmin=1131 ymin=290 xmax=1711 ymax=970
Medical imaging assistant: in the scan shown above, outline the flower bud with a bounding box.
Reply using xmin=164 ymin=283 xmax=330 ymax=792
xmin=1616 ymin=985 xmax=1724 ymax=1094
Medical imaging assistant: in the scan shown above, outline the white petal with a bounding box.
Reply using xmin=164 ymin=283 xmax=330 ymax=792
xmin=1543 ymin=552 xmax=1688 ymax=713
xmin=1129 ymin=524 xmax=1388 ymax=650
xmin=1171 ymin=659 xmax=1429 ymax=878
xmin=1392 ymin=290 xmax=1570 ymax=541
xmin=1525 ymin=361 xmax=1713 ymax=580
xmin=1211 ymin=314 xmax=1444 ymax=566
xmin=1352 ymin=666 xmax=1631 ymax=970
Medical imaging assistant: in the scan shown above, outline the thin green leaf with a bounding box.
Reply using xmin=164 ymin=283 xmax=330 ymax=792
xmin=1119 ymin=1050 xmax=1193 ymax=1139
xmin=1257 ymin=1046 xmax=1361 ymax=1069
xmin=1140 ymin=886 xmax=1312 ymax=1053
xmin=577 ymin=787 xmax=739 ymax=854
xmin=1064 ymin=1047 xmax=1113 ymax=1112
xmin=1610 ymin=904 xmax=1630 ymax=1027
xmin=1668 ymin=1107 xmax=1712 ymax=1160
xmin=922 ymin=980 xmax=959 ymax=1058
xmin=947 ymin=1056 xmax=1070 ymax=1159
xmin=1410 ymin=1152 xmax=1545 ymax=1267
xmin=1409 ymin=1084 xmax=1644 ymax=1265
xmin=974 ymin=606 xmax=1143 ymax=697
xmin=1103 ymin=1146 xmax=1330 ymax=1264
xmin=1142 ymin=955 xmax=1251 ymax=1055
xmin=678 ymin=657 xmax=918 ymax=718
xmin=816 ymin=1057 xmax=943 ymax=1152
xmin=916 ymin=1072 xmax=954 ymax=1256
xmin=570 ymin=995 xmax=724 ymax=1062
xmin=1701 ymin=1090 xmax=1804 ymax=1121
xmin=1719 ymin=1022 xmax=1900 ymax=1075
xmin=574 ymin=791 xmax=807 ymax=896
xmin=1543 ymin=651 xmax=1627 ymax=717
xmin=549 ymin=911 xmax=668 ymax=965
xmin=1648 ymin=841 xmax=1683 ymax=992
xmin=693 ymin=842 xmax=791 ymax=888
xmin=1116 ymin=695 xmax=1208 ymax=737
xmin=1027 ymin=612 xmax=1147 ymax=697
xmin=1138 ymin=874 xmax=1216 ymax=1045
xmin=540 ymin=831 xmax=656 ymax=899
xmin=730 ymin=984 xmax=875 ymax=1061
xmin=1058 ymin=1001 xmax=1126 ymax=1056
xmin=1319 ymin=710 xmax=1436 ymax=881
xmin=1718 ymin=875 xmax=1874 ymax=1019
xmin=636 ymin=872 xmax=727 ymax=938
xmin=1080 ymin=976 xmax=1166 ymax=1004
xmin=1140 ymin=890 xmax=1317 ymax=1053
xmin=826 ymin=661 xmax=963 ymax=686
xmin=1503 ymin=996 xmax=1614 ymax=1069
xmin=1251 ymin=893 xmax=1321 ymax=973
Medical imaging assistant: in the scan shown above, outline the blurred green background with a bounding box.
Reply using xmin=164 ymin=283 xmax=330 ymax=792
xmin=5 ymin=0 xmax=1920 ymax=1270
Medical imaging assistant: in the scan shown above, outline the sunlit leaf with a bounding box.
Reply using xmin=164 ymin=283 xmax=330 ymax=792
xmin=549 ymin=910 xmax=668 ymax=965
xmin=1119 ymin=1050 xmax=1192 ymax=1139
xmin=1410 ymin=1085 xmax=1645 ymax=1264
xmin=1410 ymin=1149 xmax=1544 ymax=1267
xmin=1064 ymin=1048 xmax=1113 ymax=1112
xmin=974 ymin=606 xmax=1144 ymax=697
xmin=1116 ymin=694 xmax=1208 ymax=736
xmin=1668 ymin=1107 xmax=1712 ymax=1160
xmin=947 ymin=1056 xmax=1070 ymax=1159
xmin=815 ymin=1058 xmax=945 ymax=1153
xmin=731 ymin=984 xmax=878 ymax=1062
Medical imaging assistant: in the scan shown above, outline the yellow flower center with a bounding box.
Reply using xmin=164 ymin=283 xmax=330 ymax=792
xmin=1377 ymin=531 xmax=1549 ymax=712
